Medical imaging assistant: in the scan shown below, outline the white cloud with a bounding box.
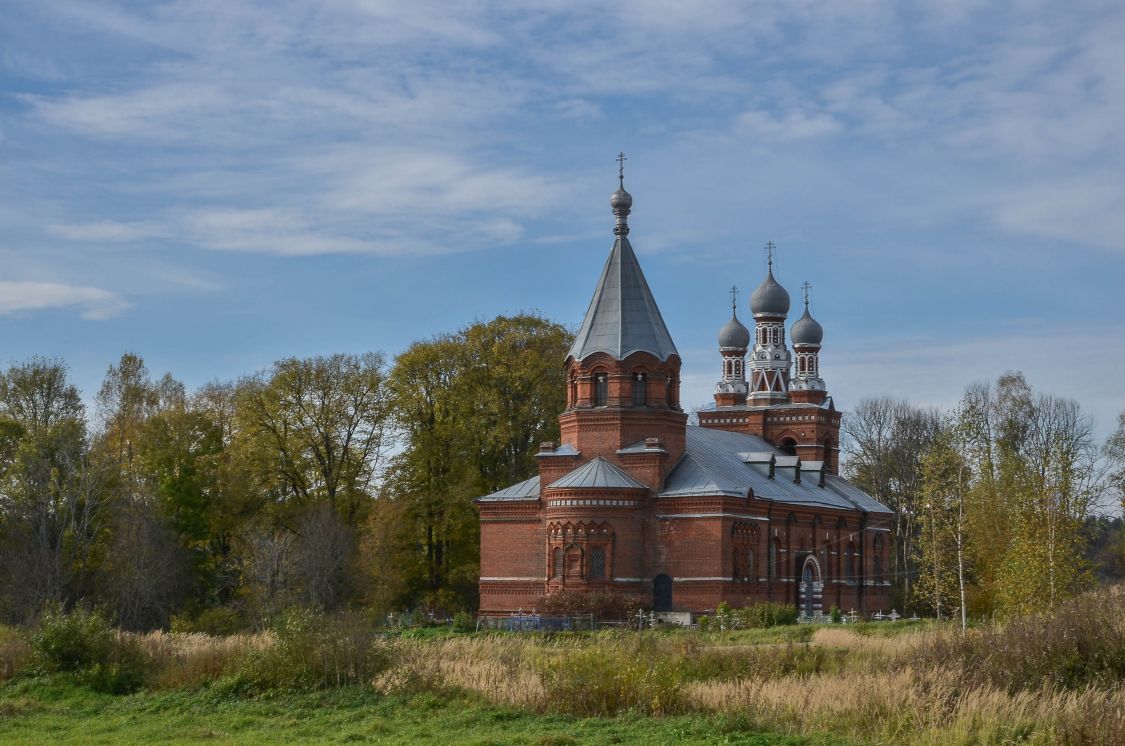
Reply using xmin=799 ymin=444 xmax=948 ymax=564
xmin=47 ymin=220 xmax=159 ymax=242
xmin=992 ymin=176 xmax=1125 ymax=254
xmin=0 ymin=281 xmax=130 ymax=320
xmin=737 ymin=109 xmax=843 ymax=141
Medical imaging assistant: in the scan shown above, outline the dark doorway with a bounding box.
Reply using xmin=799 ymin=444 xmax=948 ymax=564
xmin=653 ymin=574 xmax=673 ymax=611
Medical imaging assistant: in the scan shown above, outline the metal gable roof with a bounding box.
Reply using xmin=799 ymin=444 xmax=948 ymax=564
xmin=568 ymin=237 xmax=679 ymax=363
xmin=660 ymin=426 xmax=891 ymax=514
xmin=547 ymin=457 xmax=648 ymax=490
xmin=476 ymin=474 xmax=540 ymax=502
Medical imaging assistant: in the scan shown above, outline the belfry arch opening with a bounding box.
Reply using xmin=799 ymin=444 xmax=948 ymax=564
xmin=779 ymin=438 xmax=797 ymax=456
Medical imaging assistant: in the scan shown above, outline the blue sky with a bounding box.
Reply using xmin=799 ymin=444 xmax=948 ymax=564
xmin=2 ymin=0 xmax=1124 ymax=441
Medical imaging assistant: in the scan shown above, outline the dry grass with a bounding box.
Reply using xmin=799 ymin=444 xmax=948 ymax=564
xmin=361 ymin=625 xmax=1124 ymax=743
xmin=376 ymin=636 xmax=546 ymax=708
xmin=132 ymin=631 xmax=273 ymax=690
xmin=687 ymin=669 xmax=1125 ymax=745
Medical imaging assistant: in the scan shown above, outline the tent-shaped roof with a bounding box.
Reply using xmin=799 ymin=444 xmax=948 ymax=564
xmin=547 ymin=457 xmax=648 ymax=490
xmin=568 ymin=237 xmax=678 ymax=362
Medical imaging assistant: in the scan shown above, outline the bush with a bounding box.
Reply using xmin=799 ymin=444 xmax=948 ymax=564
xmin=918 ymin=587 xmax=1125 ymax=692
xmin=0 ymin=625 xmax=31 ymax=681
xmin=538 ymin=642 xmax=683 ymax=716
xmin=736 ymin=602 xmax=798 ymax=628
xmin=31 ymin=606 xmax=147 ymax=694
xmin=829 ymin=605 xmax=843 ymax=624
xmin=451 ymin=612 xmax=475 ymax=633
xmin=224 ymin=609 xmax=392 ymax=693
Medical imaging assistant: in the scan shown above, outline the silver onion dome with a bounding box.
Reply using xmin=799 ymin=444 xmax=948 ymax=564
xmin=718 ymin=312 xmax=751 ymax=349
xmin=750 ymin=267 xmax=790 ymax=316
xmin=610 ymin=186 xmax=633 ymax=210
xmin=791 ymin=306 xmax=823 ymax=345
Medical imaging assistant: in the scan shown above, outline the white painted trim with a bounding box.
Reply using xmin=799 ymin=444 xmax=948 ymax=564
xmin=656 ymin=513 xmax=768 ymax=521
xmin=613 ymin=577 xmax=643 ymax=582
xmin=865 ymin=527 xmax=891 ymax=533
xmin=673 ymin=577 xmax=734 ymax=582
xmin=480 ymin=577 xmax=542 ymax=582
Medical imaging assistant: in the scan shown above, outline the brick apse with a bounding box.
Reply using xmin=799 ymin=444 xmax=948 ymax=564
xmin=476 ymin=169 xmax=893 ymax=617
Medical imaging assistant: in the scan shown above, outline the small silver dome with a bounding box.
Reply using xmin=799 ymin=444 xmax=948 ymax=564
xmin=610 ymin=187 xmax=633 ymax=210
xmin=750 ymin=268 xmax=790 ymax=316
xmin=791 ymin=307 xmax=823 ymax=345
xmin=718 ymin=313 xmax=751 ymax=349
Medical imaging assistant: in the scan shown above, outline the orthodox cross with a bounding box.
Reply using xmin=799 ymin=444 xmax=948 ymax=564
xmin=764 ymin=240 xmax=776 ymax=269
xmin=729 ymin=285 xmax=739 ymax=312
xmin=801 ymin=281 xmax=812 ymax=307
xmin=616 ymin=152 xmax=627 ymax=187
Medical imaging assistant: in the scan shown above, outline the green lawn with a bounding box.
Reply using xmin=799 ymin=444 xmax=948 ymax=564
xmin=0 ymin=677 xmax=846 ymax=746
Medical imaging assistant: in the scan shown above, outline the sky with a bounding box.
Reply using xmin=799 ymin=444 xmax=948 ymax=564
xmin=2 ymin=0 xmax=1124 ymax=445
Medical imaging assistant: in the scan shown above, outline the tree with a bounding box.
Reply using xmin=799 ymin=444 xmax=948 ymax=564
xmin=914 ymin=424 xmax=972 ymax=631
xmin=235 ymin=353 xmax=391 ymax=525
xmin=0 ymin=359 xmax=106 ymax=622
xmin=387 ymin=314 xmax=571 ymax=611
xmin=843 ymin=397 xmax=941 ymax=611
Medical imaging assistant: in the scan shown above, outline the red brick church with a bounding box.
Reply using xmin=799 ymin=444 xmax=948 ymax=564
xmin=477 ymin=166 xmax=892 ymax=617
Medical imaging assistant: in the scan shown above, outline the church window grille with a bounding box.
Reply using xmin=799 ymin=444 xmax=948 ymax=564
xmin=846 ymin=542 xmax=857 ymax=581
xmin=594 ymin=373 xmax=608 ymax=407
xmin=769 ymin=539 xmax=779 ymax=579
xmin=588 ymin=547 xmax=606 ymax=579
xmin=552 ymin=548 xmax=563 ymax=578
xmin=632 ymin=373 xmax=647 ymax=406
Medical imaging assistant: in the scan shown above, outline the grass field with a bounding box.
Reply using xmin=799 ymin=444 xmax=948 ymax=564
xmin=0 ymin=592 xmax=1122 ymax=745
xmin=0 ymin=677 xmax=826 ymax=745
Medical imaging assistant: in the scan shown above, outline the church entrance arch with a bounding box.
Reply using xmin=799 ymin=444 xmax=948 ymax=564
xmin=798 ymin=555 xmax=822 ymax=619
xmin=653 ymin=574 xmax=673 ymax=611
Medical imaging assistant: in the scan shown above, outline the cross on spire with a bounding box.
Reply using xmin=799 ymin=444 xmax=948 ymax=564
xmin=729 ymin=285 xmax=739 ymax=312
xmin=802 ymin=281 xmax=812 ymax=307
xmin=616 ymin=152 xmax=627 ymax=188
xmin=764 ymin=241 xmax=776 ymax=270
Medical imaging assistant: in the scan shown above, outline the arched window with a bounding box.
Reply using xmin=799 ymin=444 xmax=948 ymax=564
xmin=819 ymin=543 xmax=830 ymax=580
xmin=846 ymin=542 xmax=856 ymax=581
xmin=568 ymin=375 xmax=577 ymax=407
xmin=588 ymin=547 xmax=606 ymax=579
xmin=747 ymin=550 xmax=755 ymax=581
xmin=594 ymin=372 xmax=608 ymax=407
xmin=552 ymin=547 xmax=563 ymax=578
xmin=769 ymin=538 xmax=779 ymax=579
xmin=632 ymin=373 xmax=647 ymax=407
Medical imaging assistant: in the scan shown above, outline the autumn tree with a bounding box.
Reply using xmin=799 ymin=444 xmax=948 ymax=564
xmin=843 ymin=397 xmax=941 ymax=610
xmin=0 ymin=358 xmax=106 ymax=622
xmin=387 ymin=314 xmax=571 ymax=611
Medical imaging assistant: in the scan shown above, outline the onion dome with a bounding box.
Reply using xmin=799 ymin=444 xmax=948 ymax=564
xmin=718 ymin=308 xmax=751 ymax=349
xmin=791 ymin=306 xmax=823 ymax=345
xmin=750 ymin=266 xmax=790 ymax=316
xmin=719 ymin=286 xmax=751 ymax=348
xmin=610 ymin=186 xmax=633 ymax=210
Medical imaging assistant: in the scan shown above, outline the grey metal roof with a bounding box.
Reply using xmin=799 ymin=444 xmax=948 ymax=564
xmin=617 ymin=439 xmax=668 ymax=455
xmin=477 ymin=474 xmax=540 ymax=502
xmin=791 ymin=305 xmax=824 ymax=345
xmin=718 ymin=311 xmax=751 ymax=349
xmin=535 ymin=443 xmax=580 ymax=458
xmin=750 ymin=267 xmax=791 ymax=317
xmin=547 ymin=457 xmax=648 ymax=490
xmin=824 ymin=475 xmax=894 ymax=514
xmin=660 ymin=426 xmax=891 ymax=514
xmin=568 ymin=237 xmax=679 ymax=362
